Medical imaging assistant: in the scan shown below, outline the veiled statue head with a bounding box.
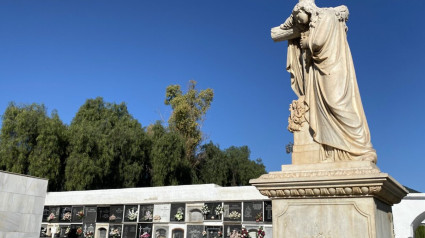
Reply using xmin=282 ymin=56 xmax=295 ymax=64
xmin=292 ymin=0 xmax=319 ymax=28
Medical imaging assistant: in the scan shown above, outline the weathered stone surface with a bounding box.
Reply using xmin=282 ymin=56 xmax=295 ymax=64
xmin=0 ymin=171 xmax=47 ymax=236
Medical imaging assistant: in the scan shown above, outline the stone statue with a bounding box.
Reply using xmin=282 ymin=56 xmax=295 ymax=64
xmin=272 ymin=0 xmax=377 ymax=164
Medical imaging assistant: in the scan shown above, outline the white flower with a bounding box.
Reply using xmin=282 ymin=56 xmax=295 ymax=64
xmin=228 ymin=211 xmax=241 ymax=219
xmin=127 ymin=208 xmax=139 ymax=221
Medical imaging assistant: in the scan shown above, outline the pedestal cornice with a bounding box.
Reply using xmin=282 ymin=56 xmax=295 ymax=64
xmin=250 ymin=161 xmax=408 ymax=206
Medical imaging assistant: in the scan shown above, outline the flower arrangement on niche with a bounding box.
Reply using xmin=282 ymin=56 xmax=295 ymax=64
xmin=85 ymin=231 xmax=94 ymax=238
xmin=65 ymin=227 xmax=71 ymax=235
xmin=76 ymin=210 xmax=85 ymax=219
xmin=215 ymin=205 xmax=223 ymax=219
xmin=215 ymin=205 xmax=223 ymax=216
xmin=255 ymin=212 xmax=263 ymax=222
xmin=55 ymin=227 xmax=61 ymax=235
xmin=257 ymin=226 xmax=265 ymax=238
xmin=40 ymin=227 xmax=47 ymax=237
xmin=47 ymin=213 xmax=56 ymax=222
xmin=143 ymin=210 xmax=153 ymax=221
xmin=174 ymin=208 xmax=184 ymax=221
xmin=109 ymin=214 xmax=117 ymax=221
xmin=202 ymin=231 xmax=207 ymax=237
xmin=127 ymin=208 xmax=138 ymax=221
xmin=140 ymin=232 xmax=151 ymax=238
xmin=62 ymin=212 xmax=72 ymax=221
xmin=153 ymin=215 xmax=161 ymax=222
xmin=218 ymin=231 xmax=222 ymax=237
xmin=201 ymin=205 xmax=210 ymax=215
xmin=110 ymin=228 xmax=121 ymax=238
xmin=240 ymin=227 xmax=249 ymax=238
xmin=228 ymin=211 xmax=241 ymax=219
xmin=76 ymin=227 xmax=83 ymax=236
xmin=229 ymin=230 xmax=240 ymax=238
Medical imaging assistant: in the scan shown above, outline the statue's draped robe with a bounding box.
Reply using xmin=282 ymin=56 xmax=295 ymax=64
xmin=287 ymin=8 xmax=377 ymax=162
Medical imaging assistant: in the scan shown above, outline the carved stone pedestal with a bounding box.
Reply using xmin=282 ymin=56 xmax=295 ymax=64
xmin=250 ymin=162 xmax=408 ymax=238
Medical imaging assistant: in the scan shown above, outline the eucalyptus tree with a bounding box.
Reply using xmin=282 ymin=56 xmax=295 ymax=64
xmin=165 ymin=80 xmax=213 ymax=169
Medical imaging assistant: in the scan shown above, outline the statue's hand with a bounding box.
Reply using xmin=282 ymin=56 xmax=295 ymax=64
xmin=300 ymin=35 xmax=308 ymax=49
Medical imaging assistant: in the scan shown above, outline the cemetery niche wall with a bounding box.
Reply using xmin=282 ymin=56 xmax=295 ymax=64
xmin=40 ymin=184 xmax=272 ymax=238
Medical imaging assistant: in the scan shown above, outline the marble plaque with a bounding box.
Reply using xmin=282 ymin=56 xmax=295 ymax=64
xmin=171 ymin=228 xmax=185 ymax=238
xmin=186 ymin=225 xmax=203 ymax=238
xmin=188 ymin=209 xmax=203 ymax=223
xmin=223 ymin=225 xmax=241 ymax=238
xmin=109 ymin=225 xmax=123 ymax=238
xmin=186 ymin=203 xmax=203 ymax=223
xmin=154 ymin=225 xmax=169 ymax=238
xmin=223 ymin=203 xmax=241 ymax=222
xmin=97 ymin=206 xmax=111 ymax=222
xmin=42 ymin=206 xmax=50 ymax=222
xmin=84 ymin=206 xmax=97 ymax=223
xmin=110 ymin=205 xmax=124 ymax=223
xmin=205 ymin=226 xmax=222 ymax=238
xmin=170 ymin=203 xmax=185 ymax=222
xmin=243 ymin=202 xmax=263 ymax=222
xmin=96 ymin=225 xmax=109 ymax=238
xmin=263 ymin=202 xmax=272 ymax=222
xmin=123 ymin=224 xmax=137 ymax=238
xmin=124 ymin=204 xmax=139 ymax=222
xmin=72 ymin=206 xmax=84 ymax=223
xmin=153 ymin=204 xmax=171 ymax=223
xmin=204 ymin=203 xmax=221 ymax=221
xmin=139 ymin=204 xmax=154 ymax=222
xmin=264 ymin=227 xmax=272 ymax=238
xmin=48 ymin=206 xmax=60 ymax=223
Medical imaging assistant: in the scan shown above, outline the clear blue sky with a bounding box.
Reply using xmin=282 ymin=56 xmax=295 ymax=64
xmin=1 ymin=1 xmax=424 ymax=191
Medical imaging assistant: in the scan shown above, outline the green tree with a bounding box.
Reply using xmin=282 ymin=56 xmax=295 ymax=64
xmin=224 ymin=146 xmax=266 ymax=186
xmin=416 ymin=226 xmax=425 ymax=238
xmin=197 ymin=143 xmax=266 ymax=186
xmin=64 ymin=97 xmax=150 ymax=190
xmin=0 ymin=103 xmax=67 ymax=191
xmin=148 ymin=122 xmax=191 ymax=186
xmin=165 ymin=80 xmax=213 ymax=169
xmin=197 ymin=142 xmax=228 ymax=186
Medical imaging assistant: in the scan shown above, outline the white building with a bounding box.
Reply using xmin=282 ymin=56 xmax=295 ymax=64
xmin=393 ymin=191 xmax=425 ymax=238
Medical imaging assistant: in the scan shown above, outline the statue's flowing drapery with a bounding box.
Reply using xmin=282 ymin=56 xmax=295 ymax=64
xmin=286 ymin=8 xmax=377 ymax=162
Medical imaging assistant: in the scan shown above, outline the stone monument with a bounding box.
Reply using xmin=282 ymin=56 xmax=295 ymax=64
xmin=250 ymin=0 xmax=408 ymax=237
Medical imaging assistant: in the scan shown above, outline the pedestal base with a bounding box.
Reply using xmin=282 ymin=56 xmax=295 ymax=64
xmin=273 ymin=197 xmax=392 ymax=238
xmin=250 ymin=162 xmax=408 ymax=238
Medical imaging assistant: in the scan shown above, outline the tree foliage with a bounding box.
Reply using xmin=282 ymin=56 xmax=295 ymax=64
xmin=0 ymin=84 xmax=267 ymax=191
xmin=198 ymin=142 xmax=266 ymax=186
xmin=0 ymin=103 xmax=67 ymax=191
xmin=148 ymin=122 xmax=191 ymax=186
xmin=64 ymin=97 xmax=150 ymax=190
xmin=165 ymin=80 xmax=213 ymax=167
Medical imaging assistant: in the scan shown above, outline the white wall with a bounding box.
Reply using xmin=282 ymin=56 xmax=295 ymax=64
xmin=393 ymin=193 xmax=425 ymax=238
xmin=0 ymin=170 xmax=48 ymax=238
xmin=44 ymin=184 xmax=269 ymax=205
